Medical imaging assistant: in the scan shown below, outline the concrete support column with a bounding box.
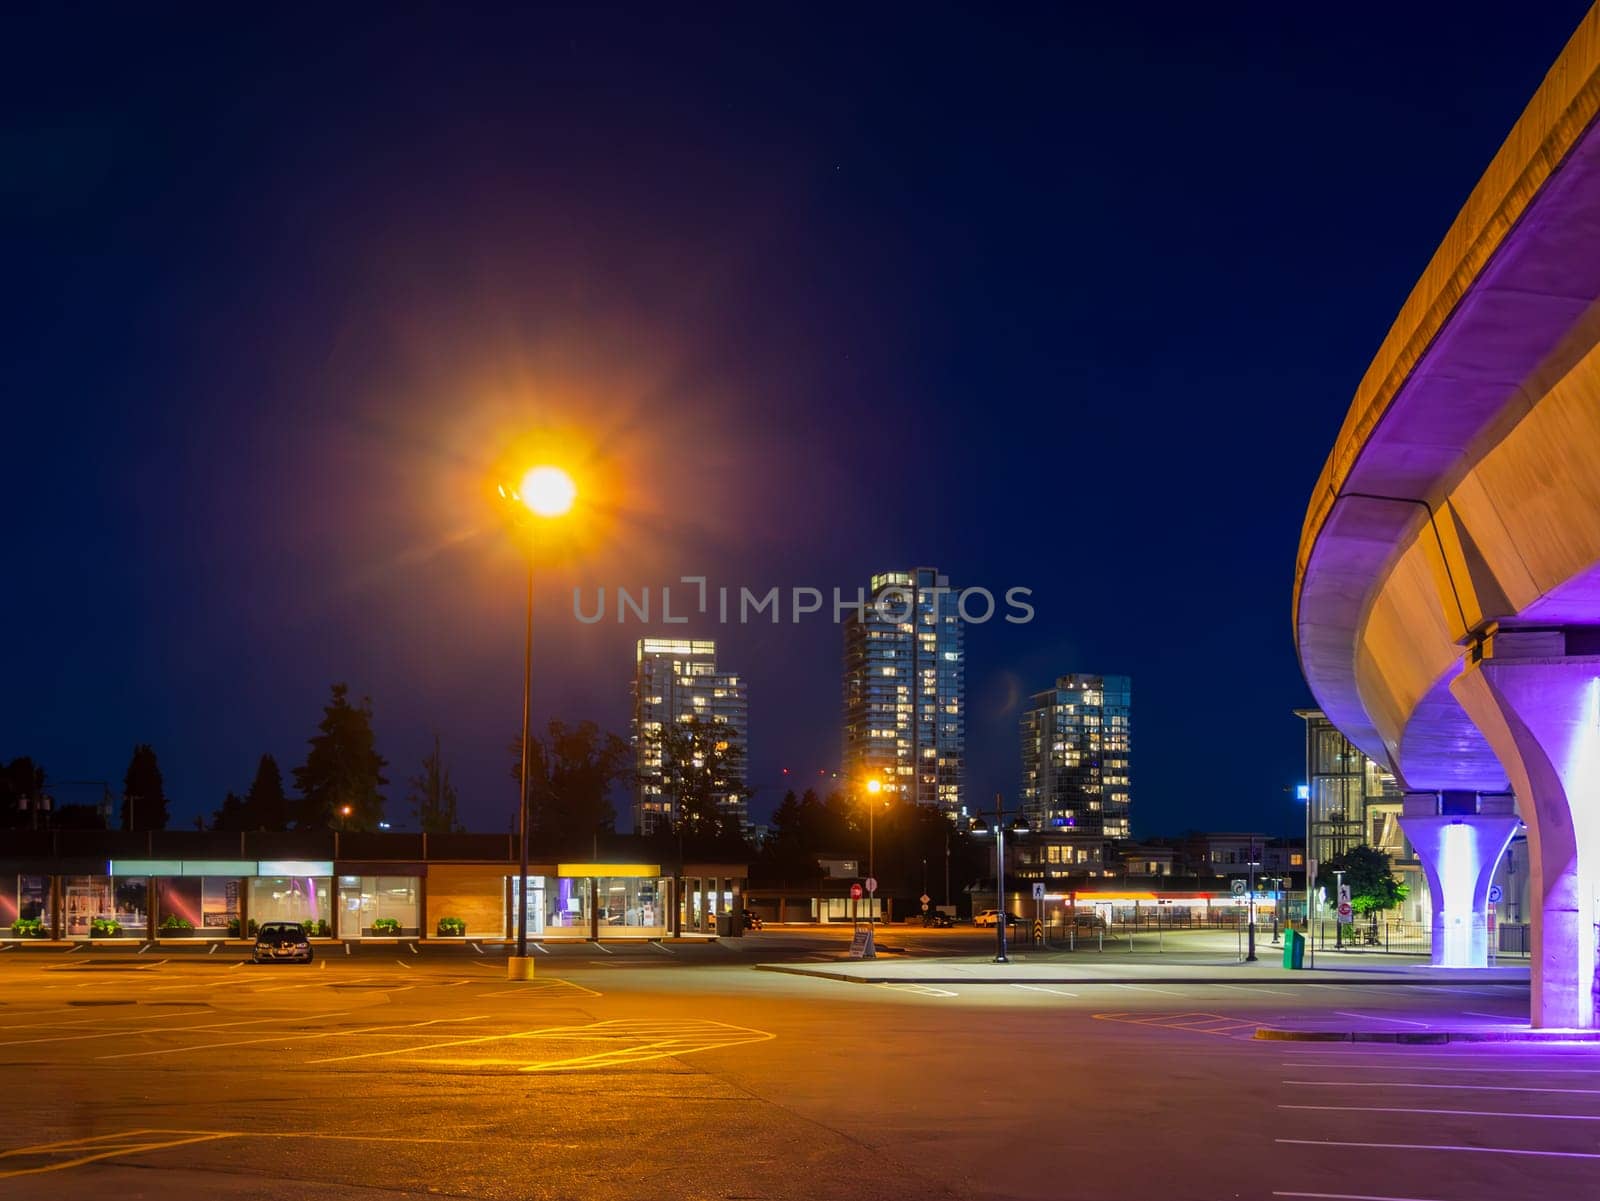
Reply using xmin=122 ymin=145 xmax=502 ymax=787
xmin=1452 ymin=652 xmax=1600 ymax=1028
xmin=1399 ymin=793 xmax=1519 ymax=968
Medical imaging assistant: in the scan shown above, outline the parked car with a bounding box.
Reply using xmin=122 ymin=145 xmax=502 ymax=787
xmin=252 ymin=921 xmax=314 ymax=964
xmin=741 ymin=908 xmax=764 ymax=931
xmin=922 ymin=911 xmax=954 ymax=928
xmin=973 ymin=910 xmax=1023 ymax=928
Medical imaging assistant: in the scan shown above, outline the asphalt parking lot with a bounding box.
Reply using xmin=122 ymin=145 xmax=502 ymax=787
xmin=0 ymin=930 xmax=1591 ymax=1201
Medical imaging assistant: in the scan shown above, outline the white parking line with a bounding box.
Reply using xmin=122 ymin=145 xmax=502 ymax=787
xmin=1110 ymin=983 xmax=1185 ymax=997
xmin=408 ymin=942 xmax=419 ymax=955
xmin=1282 ymin=1103 xmax=1600 ymax=1121
xmin=1461 ymin=1010 xmax=1518 ymax=1020
xmin=1276 ymin=1137 xmax=1600 ymax=1160
xmin=590 ymin=942 xmax=613 ymax=955
xmin=1012 ymin=984 xmax=1079 ymax=997
xmin=877 ymin=983 xmax=957 ymax=998
xmin=1284 ymin=1079 xmax=1600 ymax=1096
xmin=531 ymin=943 xmax=549 ymax=955
xmin=1333 ymin=1011 xmax=1430 ymax=1027
xmin=395 ymin=959 xmax=412 ymax=970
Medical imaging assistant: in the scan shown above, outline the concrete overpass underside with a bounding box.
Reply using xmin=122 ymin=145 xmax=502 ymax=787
xmin=1295 ymin=10 xmax=1600 ymax=1027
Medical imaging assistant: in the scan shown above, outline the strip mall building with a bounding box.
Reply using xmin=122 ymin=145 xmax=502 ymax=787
xmin=0 ymin=830 xmax=748 ymax=941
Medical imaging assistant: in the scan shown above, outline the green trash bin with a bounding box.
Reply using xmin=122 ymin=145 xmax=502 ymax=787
xmin=1282 ymin=926 xmax=1305 ymax=970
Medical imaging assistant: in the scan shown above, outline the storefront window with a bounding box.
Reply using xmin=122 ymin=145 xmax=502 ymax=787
xmin=63 ymin=875 xmax=111 ymax=937
xmin=113 ymin=878 xmax=148 ymax=938
xmin=249 ymin=876 xmax=330 ymax=929
xmin=338 ymin=876 xmax=420 ymax=937
xmin=596 ymin=876 xmax=665 ymax=936
xmin=544 ymin=877 xmax=588 ymax=931
xmin=508 ymin=876 xmax=548 ymax=937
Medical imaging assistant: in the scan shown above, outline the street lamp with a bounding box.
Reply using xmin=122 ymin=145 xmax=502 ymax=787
xmin=863 ymin=777 xmax=884 ymax=926
xmin=338 ymin=804 xmax=353 ymax=832
xmin=500 ymin=464 xmax=576 ymax=982
xmin=972 ymin=794 xmax=1030 ymax=964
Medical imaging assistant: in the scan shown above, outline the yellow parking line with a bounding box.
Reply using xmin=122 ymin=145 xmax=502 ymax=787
xmin=0 ymin=1131 xmax=230 ymax=1180
xmin=96 ymin=1014 xmax=490 ymax=1060
xmin=0 ymin=1010 xmax=348 ymax=1049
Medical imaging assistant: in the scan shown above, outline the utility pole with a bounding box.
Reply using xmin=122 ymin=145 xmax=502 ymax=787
xmin=1245 ymin=837 xmax=1258 ymax=963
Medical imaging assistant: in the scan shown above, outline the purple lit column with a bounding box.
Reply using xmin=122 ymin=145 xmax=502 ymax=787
xmin=1398 ymin=793 xmax=1518 ymax=970
xmin=1453 ymin=653 xmax=1600 ymax=1029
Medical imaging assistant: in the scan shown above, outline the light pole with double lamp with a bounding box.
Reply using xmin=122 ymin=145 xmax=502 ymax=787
xmin=500 ymin=465 xmax=577 ymax=982
xmin=971 ymin=793 xmax=1030 ymax=964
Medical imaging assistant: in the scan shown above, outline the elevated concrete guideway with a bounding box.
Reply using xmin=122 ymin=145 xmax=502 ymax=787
xmin=1294 ymin=8 xmax=1600 ymax=1026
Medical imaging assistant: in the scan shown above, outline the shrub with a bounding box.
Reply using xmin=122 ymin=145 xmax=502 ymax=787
xmin=10 ymin=918 xmax=46 ymax=939
xmin=159 ymin=915 xmax=194 ymax=932
xmin=371 ymin=917 xmax=401 ymax=935
xmin=89 ymin=917 xmax=123 ymax=938
xmin=247 ymin=918 xmax=258 ymax=936
xmin=436 ymin=915 xmax=467 ymax=937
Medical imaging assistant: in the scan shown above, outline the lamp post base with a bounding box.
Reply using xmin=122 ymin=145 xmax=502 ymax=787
xmin=506 ymin=955 xmax=536 ymax=981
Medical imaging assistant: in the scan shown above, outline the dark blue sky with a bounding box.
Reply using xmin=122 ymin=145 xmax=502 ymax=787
xmin=3 ymin=3 xmax=1590 ymax=837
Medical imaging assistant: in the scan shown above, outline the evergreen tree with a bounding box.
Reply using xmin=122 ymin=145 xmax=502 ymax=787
xmin=508 ymin=720 xmax=631 ymax=855
xmin=0 ymin=758 xmax=49 ymax=829
xmin=121 ymin=744 xmax=170 ymax=831
xmin=244 ymin=754 xmax=289 ymax=830
xmin=410 ymin=734 xmax=463 ymax=833
xmin=212 ymin=791 xmax=247 ymax=831
xmin=292 ymin=683 xmax=388 ymax=830
xmin=643 ymin=715 xmax=752 ymax=857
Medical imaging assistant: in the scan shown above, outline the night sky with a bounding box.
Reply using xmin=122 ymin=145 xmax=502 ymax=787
xmin=4 ymin=4 xmax=1590 ymax=838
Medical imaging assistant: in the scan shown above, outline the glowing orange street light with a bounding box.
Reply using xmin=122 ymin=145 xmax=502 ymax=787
xmin=499 ymin=463 xmax=577 ymax=981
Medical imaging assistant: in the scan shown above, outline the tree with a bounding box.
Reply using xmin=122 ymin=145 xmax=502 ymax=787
xmin=121 ymin=744 xmax=170 ymax=831
xmin=642 ymin=716 xmax=752 ymax=858
xmin=51 ymin=803 xmax=106 ymax=830
xmin=212 ymin=791 xmax=248 ymax=831
xmin=0 ymin=758 xmax=48 ymax=829
xmin=509 ymin=720 xmax=631 ymax=856
xmin=244 ymin=754 xmax=290 ymax=831
xmin=410 ymin=734 xmax=463 ymax=833
xmin=292 ymin=683 xmax=388 ymax=830
xmin=1317 ymin=844 xmax=1408 ymax=918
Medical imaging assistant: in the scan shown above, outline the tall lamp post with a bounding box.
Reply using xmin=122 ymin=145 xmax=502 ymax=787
xmin=972 ymin=793 xmax=1030 ymax=964
xmin=863 ymin=777 xmax=884 ymax=925
xmin=501 ymin=465 xmax=576 ymax=982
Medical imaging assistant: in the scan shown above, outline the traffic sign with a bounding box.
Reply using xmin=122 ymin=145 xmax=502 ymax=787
xmin=919 ymin=893 xmax=931 ymax=905
xmin=1488 ymin=884 xmax=1504 ymax=904
xmin=849 ymin=883 xmax=862 ymax=900
xmin=865 ymin=876 xmax=878 ymax=894
xmin=1032 ymin=882 xmax=1045 ymax=900
xmin=1337 ymin=882 xmax=1353 ymax=924
xmin=1231 ymin=879 xmax=1247 ymax=897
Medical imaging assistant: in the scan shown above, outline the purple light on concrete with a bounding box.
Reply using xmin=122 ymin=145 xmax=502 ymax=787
xmin=1399 ymin=803 xmax=1518 ymax=970
xmin=1439 ymin=821 xmax=1477 ymax=967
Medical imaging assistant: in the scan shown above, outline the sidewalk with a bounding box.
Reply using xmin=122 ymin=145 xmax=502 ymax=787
xmin=755 ymin=956 xmax=1531 ymax=987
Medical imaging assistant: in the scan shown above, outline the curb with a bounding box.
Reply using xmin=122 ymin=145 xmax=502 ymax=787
xmin=1255 ymin=1027 xmax=1600 ymax=1043
xmin=754 ymin=964 xmax=1448 ymax=986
